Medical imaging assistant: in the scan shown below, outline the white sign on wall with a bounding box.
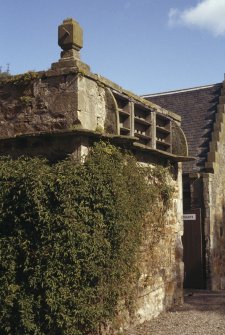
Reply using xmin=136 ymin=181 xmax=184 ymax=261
xmin=183 ymin=214 xmax=196 ymax=221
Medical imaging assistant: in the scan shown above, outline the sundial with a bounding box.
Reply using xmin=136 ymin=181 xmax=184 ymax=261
xmin=51 ymin=18 xmax=90 ymax=71
xmin=58 ymin=18 xmax=83 ymax=59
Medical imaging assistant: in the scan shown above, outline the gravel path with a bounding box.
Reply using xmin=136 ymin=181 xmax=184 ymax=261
xmin=125 ymin=290 xmax=225 ymax=335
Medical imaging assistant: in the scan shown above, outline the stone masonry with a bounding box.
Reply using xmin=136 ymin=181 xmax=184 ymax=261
xmin=0 ymin=18 xmax=192 ymax=332
xmin=145 ymin=79 xmax=225 ymax=292
xmin=203 ymin=82 xmax=225 ymax=290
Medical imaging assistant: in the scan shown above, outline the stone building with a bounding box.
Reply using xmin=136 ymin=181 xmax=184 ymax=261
xmin=144 ymin=83 xmax=225 ymax=291
xmin=0 ymin=19 xmax=192 ymax=331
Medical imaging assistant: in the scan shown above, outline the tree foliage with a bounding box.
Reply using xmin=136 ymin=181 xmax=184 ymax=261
xmin=0 ymin=64 xmax=10 ymax=79
xmin=0 ymin=142 xmax=173 ymax=334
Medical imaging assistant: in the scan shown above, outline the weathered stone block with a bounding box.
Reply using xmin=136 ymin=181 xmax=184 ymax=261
xmin=58 ymin=18 xmax=83 ymax=51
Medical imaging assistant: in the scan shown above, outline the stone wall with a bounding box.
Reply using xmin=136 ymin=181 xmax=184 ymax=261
xmin=101 ymin=161 xmax=184 ymax=333
xmin=0 ymin=64 xmax=187 ymax=331
xmin=134 ymin=162 xmax=184 ymax=321
xmin=181 ymin=83 xmax=225 ymax=291
xmin=0 ymin=131 xmax=184 ymax=334
xmin=203 ymin=82 xmax=225 ymax=290
xmin=0 ymin=74 xmax=80 ymax=137
xmin=204 ymin=131 xmax=225 ymax=290
xmin=0 ymin=68 xmax=185 ymax=144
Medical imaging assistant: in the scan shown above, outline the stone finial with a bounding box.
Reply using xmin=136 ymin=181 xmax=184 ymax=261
xmin=50 ymin=18 xmax=90 ymax=73
xmin=58 ymin=18 xmax=83 ymax=60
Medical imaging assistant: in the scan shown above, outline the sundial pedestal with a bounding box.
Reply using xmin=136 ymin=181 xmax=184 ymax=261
xmin=50 ymin=18 xmax=90 ymax=73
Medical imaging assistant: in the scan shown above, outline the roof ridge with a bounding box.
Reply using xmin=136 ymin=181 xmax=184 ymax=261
xmin=142 ymin=83 xmax=222 ymax=98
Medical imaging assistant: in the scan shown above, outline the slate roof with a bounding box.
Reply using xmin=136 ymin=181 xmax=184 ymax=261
xmin=143 ymin=84 xmax=222 ymax=174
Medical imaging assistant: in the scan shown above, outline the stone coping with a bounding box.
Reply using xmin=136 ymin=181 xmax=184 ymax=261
xmin=133 ymin=142 xmax=195 ymax=162
xmin=52 ymin=67 xmax=181 ymax=122
xmin=0 ymin=128 xmax=194 ymax=162
xmin=0 ymin=62 xmax=180 ymax=123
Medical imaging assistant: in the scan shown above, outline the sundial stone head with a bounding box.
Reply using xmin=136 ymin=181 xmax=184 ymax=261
xmin=52 ymin=17 xmax=90 ymax=70
xmin=58 ymin=18 xmax=83 ymax=52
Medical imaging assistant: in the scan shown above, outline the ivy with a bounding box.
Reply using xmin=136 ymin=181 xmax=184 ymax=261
xmin=0 ymin=142 xmax=174 ymax=334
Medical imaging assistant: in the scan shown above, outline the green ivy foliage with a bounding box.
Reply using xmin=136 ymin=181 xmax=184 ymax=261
xmin=0 ymin=142 xmax=173 ymax=334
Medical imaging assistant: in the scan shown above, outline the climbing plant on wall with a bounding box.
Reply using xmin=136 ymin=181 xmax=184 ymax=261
xmin=0 ymin=142 xmax=174 ymax=335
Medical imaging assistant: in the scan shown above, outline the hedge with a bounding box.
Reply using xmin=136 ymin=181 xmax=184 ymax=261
xmin=0 ymin=142 xmax=173 ymax=334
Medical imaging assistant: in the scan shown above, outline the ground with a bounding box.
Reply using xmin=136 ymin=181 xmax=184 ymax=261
xmin=125 ymin=290 xmax=225 ymax=335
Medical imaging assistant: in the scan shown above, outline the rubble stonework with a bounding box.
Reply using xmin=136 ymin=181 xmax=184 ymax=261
xmin=107 ymin=163 xmax=184 ymax=332
xmin=145 ymin=80 xmax=225 ymax=292
xmin=0 ymin=18 xmax=192 ymax=332
xmin=203 ymin=84 xmax=225 ymax=290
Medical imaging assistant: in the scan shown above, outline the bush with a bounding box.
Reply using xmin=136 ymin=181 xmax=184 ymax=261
xmin=0 ymin=142 xmax=173 ymax=334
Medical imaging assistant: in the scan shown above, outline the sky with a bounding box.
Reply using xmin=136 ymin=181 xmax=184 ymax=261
xmin=0 ymin=0 xmax=225 ymax=95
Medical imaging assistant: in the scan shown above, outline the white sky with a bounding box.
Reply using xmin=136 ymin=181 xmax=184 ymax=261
xmin=169 ymin=0 xmax=225 ymax=36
